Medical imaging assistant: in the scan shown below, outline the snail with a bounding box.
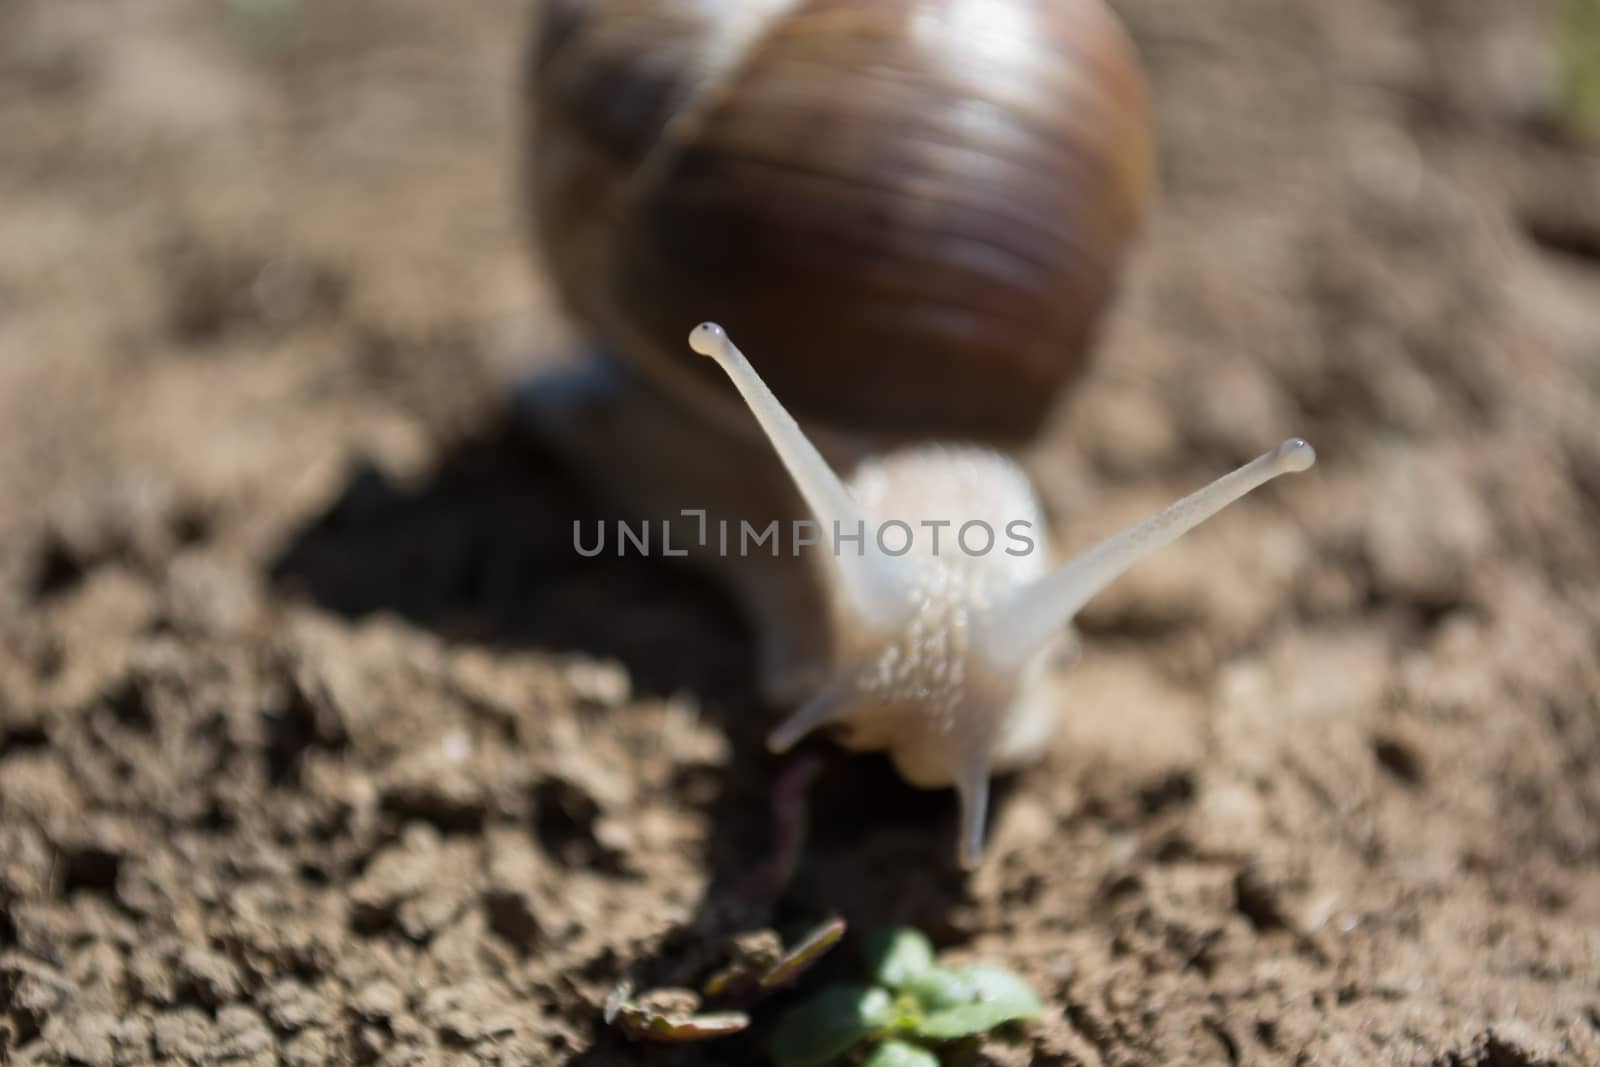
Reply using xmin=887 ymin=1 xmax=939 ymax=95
xmin=520 ymin=0 xmax=1316 ymax=865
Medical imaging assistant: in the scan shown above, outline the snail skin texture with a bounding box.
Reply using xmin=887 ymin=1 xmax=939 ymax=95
xmin=688 ymin=323 xmax=1316 ymax=868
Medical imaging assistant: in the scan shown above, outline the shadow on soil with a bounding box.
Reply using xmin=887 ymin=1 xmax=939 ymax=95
xmin=268 ymin=410 xmax=977 ymax=1063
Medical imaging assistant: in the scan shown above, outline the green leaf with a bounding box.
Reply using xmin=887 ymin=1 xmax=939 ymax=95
xmin=770 ymin=985 xmax=894 ymax=1067
xmin=861 ymin=1039 xmax=942 ymax=1067
xmin=908 ymin=966 xmax=1042 ymax=1041
xmin=914 ymin=1000 xmax=1030 ymax=1040
xmin=860 ymin=927 xmax=936 ymax=990
xmin=961 ymin=966 xmax=1043 ymax=1013
xmin=904 ymin=967 xmax=976 ymax=1012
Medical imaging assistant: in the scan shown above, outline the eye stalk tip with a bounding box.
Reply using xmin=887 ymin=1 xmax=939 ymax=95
xmin=688 ymin=321 xmax=727 ymax=358
xmin=1274 ymin=437 xmax=1316 ymax=474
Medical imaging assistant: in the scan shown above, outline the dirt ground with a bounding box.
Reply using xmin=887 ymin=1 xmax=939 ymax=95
xmin=2 ymin=1 xmax=1599 ymax=1065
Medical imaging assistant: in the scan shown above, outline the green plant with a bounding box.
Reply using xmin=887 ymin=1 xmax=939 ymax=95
xmin=1559 ymin=0 xmax=1600 ymax=135
xmin=769 ymin=927 xmax=1042 ymax=1067
xmin=221 ymin=0 xmax=306 ymax=55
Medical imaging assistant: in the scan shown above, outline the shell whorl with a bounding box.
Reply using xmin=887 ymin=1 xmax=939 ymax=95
xmin=530 ymin=0 xmax=1154 ymax=445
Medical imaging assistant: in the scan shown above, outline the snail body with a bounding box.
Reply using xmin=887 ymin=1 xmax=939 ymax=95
xmin=688 ymin=323 xmax=1314 ymax=867
xmin=521 ymin=1 xmax=1316 ymax=866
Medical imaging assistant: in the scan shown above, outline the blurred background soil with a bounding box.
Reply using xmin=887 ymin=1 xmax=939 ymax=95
xmin=2 ymin=1 xmax=1599 ymax=1064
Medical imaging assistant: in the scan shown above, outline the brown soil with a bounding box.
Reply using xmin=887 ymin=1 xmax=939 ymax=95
xmin=3 ymin=1 xmax=1599 ymax=1065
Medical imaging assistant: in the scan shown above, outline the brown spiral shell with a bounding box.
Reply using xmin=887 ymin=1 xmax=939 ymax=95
xmin=529 ymin=0 xmax=1154 ymax=445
